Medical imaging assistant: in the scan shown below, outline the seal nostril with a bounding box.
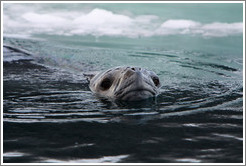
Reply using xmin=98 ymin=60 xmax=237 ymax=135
xmin=125 ymin=68 xmax=135 ymax=77
xmin=152 ymin=77 xmax=160 ymax=87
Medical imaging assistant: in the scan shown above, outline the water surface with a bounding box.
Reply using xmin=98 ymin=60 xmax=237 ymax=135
xmin=2 ymin=3 xmax=244 ymax=163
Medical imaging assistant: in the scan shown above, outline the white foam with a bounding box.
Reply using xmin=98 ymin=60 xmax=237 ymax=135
xmin=71 ymin=8 xmax=134 ymax=36
xmin=3 ymin=152 xmax=27 ymax=157
xmin=201 ymin=22 xmax=243 ymax=37
xmin=157 ymin=20 xmax=243 ymax=37
xmin=22 ymin=12 xmax=67 ymax=26
xmin=41 ymin=155 xmax=129 ymax=163
xmin=3 ymin=5 xmax=243 ymax=38
xmin=161 ymin=19 xmax=201 ymax=29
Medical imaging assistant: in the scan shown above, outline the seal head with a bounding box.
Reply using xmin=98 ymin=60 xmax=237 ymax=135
xmin=89 ymin=66 xmax=161 ymax=101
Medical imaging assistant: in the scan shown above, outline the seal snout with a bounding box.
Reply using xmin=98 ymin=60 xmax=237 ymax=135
xmin=117 ymin=68 xmax=157 ymax=101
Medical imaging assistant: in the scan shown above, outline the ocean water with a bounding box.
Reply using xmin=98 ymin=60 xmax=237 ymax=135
xmin=2 ymin=3 xmax=244 ymax=163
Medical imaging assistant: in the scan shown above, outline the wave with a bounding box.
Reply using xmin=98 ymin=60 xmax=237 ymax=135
xmin=3 ymin=45 xmax=33 ymax=62
xmin=3 ymin=7 xmax=243 ymax=38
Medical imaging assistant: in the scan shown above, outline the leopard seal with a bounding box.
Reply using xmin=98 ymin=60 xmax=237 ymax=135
xmin=88 ymin=66 xmax=161 ymax=101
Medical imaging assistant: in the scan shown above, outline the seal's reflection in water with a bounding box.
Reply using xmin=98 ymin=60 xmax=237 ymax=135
xmin=92 ymin=94 xmax=161 ymax=124
xmin=96 ymin=94 xmax=158 ymax=108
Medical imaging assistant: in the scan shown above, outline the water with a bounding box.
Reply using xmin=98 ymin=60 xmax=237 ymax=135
xmin=2 ymin=3 xmax=244 ymax=163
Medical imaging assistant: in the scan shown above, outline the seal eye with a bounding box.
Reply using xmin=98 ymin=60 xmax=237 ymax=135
xmin=152 ymin=77 xmax=160 ymax=87
xmin=100 ymin=78 xmax=112 ymax=90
